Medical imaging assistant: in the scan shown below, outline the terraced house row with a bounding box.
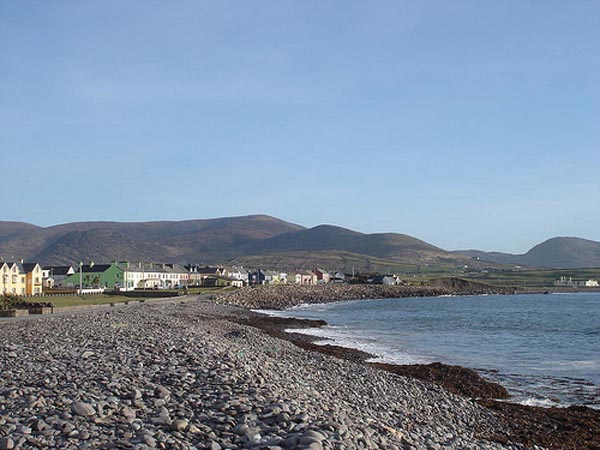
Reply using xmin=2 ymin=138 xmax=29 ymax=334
xmin=57 ymin=261 xmax=192 ymax=290
xmin=0 ymin=262 xmax=43 ymax=295
xmin=51 ymin=262 xmax=243 ymax=290
xmin=2 ymin=258 xmax=402 ymax=295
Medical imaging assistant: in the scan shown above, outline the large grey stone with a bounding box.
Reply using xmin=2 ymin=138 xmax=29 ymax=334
xmin=71 ymin=401 xmax=96 ymax=417
xmin=0 ymin=437 xmax=14 ymax=450
xmin=170 ymin=419 xmax=189 ymax=432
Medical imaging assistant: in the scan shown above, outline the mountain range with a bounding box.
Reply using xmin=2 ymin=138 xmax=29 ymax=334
xmin=0 ymin=215 xmax=599 ymax=271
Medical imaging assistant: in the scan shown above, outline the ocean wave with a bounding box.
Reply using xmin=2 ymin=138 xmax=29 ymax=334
xmin=518 ymin=397 xmax=561 ymax=408
xmin=250 ymin=309 xmax=281 ymax=316
xmin=284 ymin=326 xmax=429 ymax=365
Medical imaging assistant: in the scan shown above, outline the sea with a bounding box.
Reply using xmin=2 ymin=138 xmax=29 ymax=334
xmin=260 ymin=292 xmax=600 ymax=409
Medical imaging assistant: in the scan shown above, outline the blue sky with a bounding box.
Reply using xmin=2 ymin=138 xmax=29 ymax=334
xmin=1 ymin=1 xmax=599 ymax=253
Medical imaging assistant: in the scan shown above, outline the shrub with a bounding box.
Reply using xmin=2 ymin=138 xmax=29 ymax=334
xmin=0 ymin=293 xmax=21 ymax=310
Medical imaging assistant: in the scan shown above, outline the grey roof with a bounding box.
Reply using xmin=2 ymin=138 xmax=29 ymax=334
xmin=197 ymin=267 xmax=221 ymax=274
xmin=80 ymin=264 xmax=112 ymax=273
xmin=117 ymin=262 xmax=188 ymax=274
xmin=225 ymin=266 xmax=248 ymax=275
xmin=22 ymin=263 xmax=40 ymax=273
xmin=205 ymin=275 xmax=240 ymax=282
xmin=371 ymin=275 xmax=396 ymax=283
xmin=2 ymin=262 xmax=25 ymax=272
xmin=43 ymin=266 xmax=75 ymax=276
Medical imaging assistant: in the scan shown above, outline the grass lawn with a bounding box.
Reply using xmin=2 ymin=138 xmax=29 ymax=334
xmin=32 ymin=286 xmax=234 ymax=308
xmin=29 ymin=294 xmax=141 ymax=308
xmin=185 ymin=286 xmax=230 ymax=294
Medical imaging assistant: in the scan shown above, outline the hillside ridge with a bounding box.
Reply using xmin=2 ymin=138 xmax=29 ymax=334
xmin=455 ymin=236 xmax=600 ymax=269
xmin=1 ymin=217 xmax=599 ymax=270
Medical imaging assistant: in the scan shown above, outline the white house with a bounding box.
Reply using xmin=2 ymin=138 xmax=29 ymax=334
xmin=225 ymin=266 xmax=249 ymax=285
xmin=119 ymin=262 xmax=189 ymax=290
xmin=42 ymin=265 xmax=76 ymax=289
xmin=574 ymin=279 xmax=599 ymax=288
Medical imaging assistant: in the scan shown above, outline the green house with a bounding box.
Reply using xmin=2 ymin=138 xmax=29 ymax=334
xmin=63 ymin=263 xmax=125 ymax=289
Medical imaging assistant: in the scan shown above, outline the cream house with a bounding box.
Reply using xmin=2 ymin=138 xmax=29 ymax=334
xmin=0 ymin=262 xmax=45 ymax=296
xmin=0 ymin=262 xmax=27 ymax=295
xmin=23 ymin=263 xmax=43 ymax=295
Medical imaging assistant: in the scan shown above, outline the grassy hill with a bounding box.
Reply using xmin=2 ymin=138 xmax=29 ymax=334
xmin=0 ymin=215 xmax=304 ymax=264
xmin=33 ymin=229 xmax=171 ymax=265
xmin=0 ymin=221 xmax=41 ymax=240
xmin=235 ymin=225 xmax=491 ymax=271
xmin=227 ymin=250 xmax=446 ymax=274
xmin=239 ymin=225 xmax=443 ymax=259
xmin=1 ymin=216 xmax=598 ymax=272
xmin=457 ymin=237 xmax=600 ymax=269
xmin=0 ymin=216 xmax=491 ymax=272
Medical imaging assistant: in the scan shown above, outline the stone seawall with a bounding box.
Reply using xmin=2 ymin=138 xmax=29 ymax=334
xmin=0 ymin=309 xmax=30 ymax=318
xmin=215 ymin=280 xmax=515 ymax=310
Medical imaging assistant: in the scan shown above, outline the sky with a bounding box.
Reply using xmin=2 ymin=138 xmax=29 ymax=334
xmin=1 ymin=1 xmax=599 ymax=253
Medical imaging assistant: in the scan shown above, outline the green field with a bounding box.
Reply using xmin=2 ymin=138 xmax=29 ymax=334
xmin=393 ymin=267 xmax=600 ymax=290
xmin=31 ymin=286 xmax=230 ymax=308
xmin=461 ymin=267 xmax=600 ymax=289
xmin=30 ymin=294 xmax=143 ymax=308
xmin=185 ymin=286 xmax=235 ymax=295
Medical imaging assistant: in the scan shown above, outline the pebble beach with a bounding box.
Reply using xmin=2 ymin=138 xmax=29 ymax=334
xmin=0 ymin=296 xmax=530 ymax=450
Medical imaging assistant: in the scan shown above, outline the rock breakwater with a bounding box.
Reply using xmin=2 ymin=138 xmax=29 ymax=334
xmin=215 ymin=280 xmax=514 ymax=310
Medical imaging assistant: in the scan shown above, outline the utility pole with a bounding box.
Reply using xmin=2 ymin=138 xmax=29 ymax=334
xmin=79 ymin=262 xmax=83 ymax=294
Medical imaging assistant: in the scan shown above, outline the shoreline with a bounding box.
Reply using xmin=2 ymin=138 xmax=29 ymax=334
xmin=217 ymin=285 xmax=600 ymax=450
xmin=236 ymin=309 xmax=600 ymax=450
xmin=1 ymin=294 xmax=598 ymax=449
xmin=0 ymin=297 xmax=518 ymax=450
xmin=233 ymin=313 xmax=512 ymax=400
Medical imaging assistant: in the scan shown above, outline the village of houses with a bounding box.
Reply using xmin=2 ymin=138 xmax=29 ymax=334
xmin=2 ymin=259 xmax=599 ymax=298
xmin=0 ymin=259 xmax=409 ymax=297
